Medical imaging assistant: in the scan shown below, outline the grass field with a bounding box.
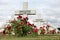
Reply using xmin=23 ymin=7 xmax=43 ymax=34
xmin=0 ymin=34 xmax=60 ymax=40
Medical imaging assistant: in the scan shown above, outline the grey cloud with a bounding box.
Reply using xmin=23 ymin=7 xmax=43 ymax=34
xmin=0 ymin=0 xmax=60 ymax=28
xmin=41 ymin=8 xmax=60 ymax=17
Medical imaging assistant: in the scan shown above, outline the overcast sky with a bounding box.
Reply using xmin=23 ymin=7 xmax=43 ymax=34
xmin=0 ymin=0 xmax=60 ymax=28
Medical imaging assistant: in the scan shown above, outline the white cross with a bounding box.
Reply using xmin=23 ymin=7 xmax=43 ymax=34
xmin=33 ymin=19 xmax=45 ymax=27
xmin=15 ymin=2 xmax=36 ymax=17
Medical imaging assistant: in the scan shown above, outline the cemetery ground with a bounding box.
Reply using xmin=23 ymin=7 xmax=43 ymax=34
xmin=0 ymin=34 xmax=60 ymax=40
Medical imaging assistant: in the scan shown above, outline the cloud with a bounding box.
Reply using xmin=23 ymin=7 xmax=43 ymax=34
xmin=0 ymin=0 xmax=60 ymax=28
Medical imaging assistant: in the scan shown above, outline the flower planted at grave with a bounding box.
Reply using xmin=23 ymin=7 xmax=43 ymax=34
xmin=46 ymin=24 xmax=50 ymax=34
xmin=2 ymin=30 xmax=6 ymax=35
xmin=17 ymin=15 xmax=22 ymax=19
xmin=3 ymin=15 xmax=37 ymax=37
xmin=49 ymin=29 xmax=56 ymax=34
xmin=40 ymin=27 xmax=45 ymax=35
xmin=32 ymin=26 xmax=38 ymax=35
xmin=3 ymin=24 xmax=12 ymax=35
xmin=7 ymin=24 xmax=12 ymax=30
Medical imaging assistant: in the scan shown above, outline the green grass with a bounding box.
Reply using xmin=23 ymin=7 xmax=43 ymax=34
xmin=0 ymin=34 xmax=60 ymax=40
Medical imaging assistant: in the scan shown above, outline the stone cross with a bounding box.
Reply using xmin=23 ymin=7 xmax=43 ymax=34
xmin=33 ymin=18 xmax=45 ymax=28
xmin=15 ymin=2 xmax=36 ymax=17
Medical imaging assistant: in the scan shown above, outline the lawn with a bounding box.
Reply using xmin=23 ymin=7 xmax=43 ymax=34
xmin=0 ymin=34 xmax=60 ymax=40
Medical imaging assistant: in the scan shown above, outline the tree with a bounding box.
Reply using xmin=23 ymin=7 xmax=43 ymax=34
xmin=57 ymin=28 xmax=60 ymax=31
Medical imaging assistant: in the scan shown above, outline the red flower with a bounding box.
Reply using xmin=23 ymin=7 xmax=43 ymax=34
xmin=19 ymin=22 xmax=23 ymax=26
xmin=23 ymin=18 xmax=26 ymax=21
xmin=23 ymin=17 xmax=28 ymax=21
xmin=52 ymin=29 xmax=56 ymax=34
xmin=25 ymin=17 xmax=28 ymax=20
xmin=31 ymin=24 xmax=34 ymax=26
xmin=24 ymin=21 xmax=27 ymax=24
xmin=40 ymin=27 xmax=45 ymax=34
xmin=43 ymin=28 xmax=45 ymax=31
xmin=7 ymin=25 xmax=12 ymax=30
xmin=47 ymin=24 xmax=50 ymax=27
xmin=2 ymin=30 xmax=6 ymax=35
xmin=33 ymin=27 xmax=38 ymax=33
xmin=34 ymin=26 xmax=36 ymax=28
xmin=27 ymin=22 xmax=31 ymax=26
xmin=17 ymin=15 xmax=22 ymax=19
